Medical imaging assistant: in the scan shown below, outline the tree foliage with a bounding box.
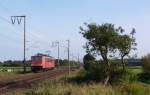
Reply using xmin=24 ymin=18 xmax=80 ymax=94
xmin=80 ymin=22 xmax=136 ymax=84
xmin=80 ymin=23 xmax=122 ymax=66
xmin=117 ymin=29 xmax=137 ymax=70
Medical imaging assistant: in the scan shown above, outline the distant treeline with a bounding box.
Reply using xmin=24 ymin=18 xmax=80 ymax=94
xmin=109 ymin=59 xmax=142 ymax=66
xmin=55 ymin=59 xmax=81 ymax=67
xmin=127 ymin=59 xmax=142 ymax=66
xmin=110 ymin=59 xmax=143 ymax=66
xmin=0 ymin=59 xmax=81 ymax=67
xmin=90 ymin=58 xmax=142 ymax=67
xmin=0 ymin=60 xmax=31 ymax=67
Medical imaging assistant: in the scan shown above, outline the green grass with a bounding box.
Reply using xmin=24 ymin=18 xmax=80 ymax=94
xmin=8 ymin=79 xmax=120 ymax=95
xmin=0 ymin=67 xmax=31 ymax=72
xmin=127 ymin=66 xmax=143 ymax=75
xmin=0 ymin=67 xmax=31 ymax=81
xmin=7 ymin=68 xmax=150 ymax=95
xmin=9 ymin=77 xmax=150 ymax=95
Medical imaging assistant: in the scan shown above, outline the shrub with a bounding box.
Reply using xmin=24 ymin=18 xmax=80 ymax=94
xmin=83 ymin=54 xmax=95 ymax=71
xmin=142 ymin=54 xmax=150 ymax=73
xmin=138 ymin=72 xmax=150 ymax=84
xmin=138 ymin=54 xmax=150 ymax=83
xmin=110 ymin=67 xmax=126 ymax=84
xmin=82 ymin=60 xmax=126 ymax=84
xmin=88 ymin=62 xmax=107 ymax=81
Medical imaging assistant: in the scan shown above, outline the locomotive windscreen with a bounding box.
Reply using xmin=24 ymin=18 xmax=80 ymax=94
xmin=31 ymin=56 xmax=42 ymax=61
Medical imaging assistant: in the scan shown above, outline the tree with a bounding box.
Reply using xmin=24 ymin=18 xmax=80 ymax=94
xmin=80 ymin=23 xmax=123 ymax=85
xmin=83 ymin=53 xmax=95 ymax=71
xmin=117 ymin=29 xmax=137 ymax=70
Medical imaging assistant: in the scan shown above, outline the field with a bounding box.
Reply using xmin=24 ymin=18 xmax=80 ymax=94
xmin=0 ymin=67 xmax=31 ymax=82
xmin=3 ymin=66 xmax=150 ymax=95
xmin=0 ymin=67 xmax=31 ymax=72
xmin=128 ymin=66 xmax=143 ymax=75
xmin=0 ymin=72 xmax=20 ymax=81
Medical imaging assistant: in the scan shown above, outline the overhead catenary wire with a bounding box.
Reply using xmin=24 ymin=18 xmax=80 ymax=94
xmin=0 ymin=15 xmax=49 ymax=51
xmin=0 ymin=16 xmax=24 ymax=38
xmin=0 ymin=1 xmax=63 ymax=62
xmin=0 ymin=16 xmax=24 ymax=43
xmin=0 ymin=0 xmax=50 ymax=43
xmin=0 ymin=2 xmax=67 ymax=60
xmin=0 ymin=2 xmax=50 ymax=49
xmin=0 ymin=16 xmax=11 ymax=24
xmin=0 ymin=31 xmax=22 ymax=45
xmin=0 ymin=20 xmax=66 ymax=59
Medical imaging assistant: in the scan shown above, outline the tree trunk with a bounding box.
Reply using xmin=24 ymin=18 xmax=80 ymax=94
xmin=104 ymin=75 xmax=110 ymax=86
xmin=104 ymin=58 xmax=110 ymax=85
xmin=121 ymin=56 xmax=125 ymax=71
xmin=101 ymin=52 xmax=110 ymax=85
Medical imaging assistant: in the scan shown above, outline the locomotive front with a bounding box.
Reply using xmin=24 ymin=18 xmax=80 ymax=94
xmin=31 ymin=53 xmax=55 ymax=72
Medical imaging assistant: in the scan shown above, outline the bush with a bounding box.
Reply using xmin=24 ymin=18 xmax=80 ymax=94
xmin=138 ymin=72 xmax=150 ymax=84
xmin=142 ymin=54 xmax=150 ymax=73
xmin=83 ymin=54 xmax=130 ymax=84
xmin=83 ymin=54 xmax=95 ymax=71
xmin=110 ymin=67 xmax=126 ymax=84
xmin=86 ymin=61 xmax=108 ymax=81
xmin=138 ymin=54 xmax=150 ymax=83
xmin=83 ymin=54 xmax=127 ymax=84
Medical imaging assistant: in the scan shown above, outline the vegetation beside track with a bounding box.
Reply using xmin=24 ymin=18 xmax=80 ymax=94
xmin=0 ymin=67 xmax=31 ymax=72
xmin=0 ymin=72 xmax=20 ymax=81
xmin=6 ymin=67 xmax=150 ymax=95
xmin=127 ymin=66 xmax=143 ymax=76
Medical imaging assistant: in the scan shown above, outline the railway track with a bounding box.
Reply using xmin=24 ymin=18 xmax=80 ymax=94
xmin=0 ymin=68 xmax=74 ymax=94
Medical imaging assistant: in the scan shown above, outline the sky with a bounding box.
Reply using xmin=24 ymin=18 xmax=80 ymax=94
xmin=0 ymin=0 xmax=150 ymax=61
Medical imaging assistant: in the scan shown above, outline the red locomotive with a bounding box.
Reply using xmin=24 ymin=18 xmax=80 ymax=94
xmin=31 ymin=53 xmax=55 ymax=72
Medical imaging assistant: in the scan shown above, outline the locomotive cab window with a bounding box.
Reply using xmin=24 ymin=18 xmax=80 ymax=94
xmin=32 ymin=56 xmax=42 ymax=61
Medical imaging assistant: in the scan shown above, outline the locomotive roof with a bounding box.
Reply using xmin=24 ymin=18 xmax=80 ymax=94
xmin=32 ymin=53 xmax=54 ymax=58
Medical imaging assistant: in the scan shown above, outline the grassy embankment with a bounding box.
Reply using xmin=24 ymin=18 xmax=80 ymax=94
xmin=7 ymin=66 xmax=150 ymax=95
xmin=0 ymin=72 xmax=20 ymax=81
xmin=0 ymin=67 xmax=31 ymax=81
xmin=0 ymin=67 xmax=31 ymax=72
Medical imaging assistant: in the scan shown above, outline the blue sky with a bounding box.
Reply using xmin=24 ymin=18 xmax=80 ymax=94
xmin=0 ymin=0 xmax=150 ymax=61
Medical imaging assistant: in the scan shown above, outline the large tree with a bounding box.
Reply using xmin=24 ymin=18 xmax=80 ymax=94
xmin=80 ymin=23 xmax=123 ymax=84
xmin=80 ymin=23 xmax=136 ymax=84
